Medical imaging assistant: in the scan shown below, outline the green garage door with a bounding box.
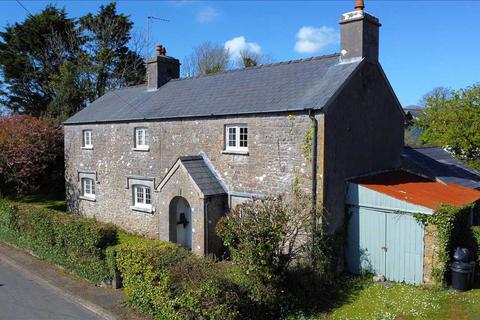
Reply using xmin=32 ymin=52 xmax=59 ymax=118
xmin=346 ymin=207 xmax=425 ymax=284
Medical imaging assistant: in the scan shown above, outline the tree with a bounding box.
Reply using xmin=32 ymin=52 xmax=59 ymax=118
xmin=0 ymin=6 xmax=79 ymax=116
xmin=0 ymin=114 xmax=64 ymax=196
xmin=417 ymin=84 xmax=480 ymax=162
xmin=80 ymin=2 xmax=145 ymax=98
xmin=0 ymin=2 xmax=145 ymax=118
xmin=183 ymin=41 xmax=230 ymax=77
xmin=237 ymin=49 xmax=270 ymax=68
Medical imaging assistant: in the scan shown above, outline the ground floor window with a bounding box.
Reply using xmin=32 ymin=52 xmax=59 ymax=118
xmin=82 ymin=178 xmax=95 ymax=199
xmin=133 ymin=185 xmax=151 ymax=209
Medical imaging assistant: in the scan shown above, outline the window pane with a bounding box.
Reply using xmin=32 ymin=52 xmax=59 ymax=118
xmin=228 ymin=127 xmax=236 ymax=147
xmin=136 ymin=186 xmax=144 ymax=204
xmin=91 ymin=180 xmax=95 ymax=195
xmin=144 ymin=129 xmax=149 ymax=146
xmin=145 ymin=187 xmax=151 ymax=204
xmin=83 ymin=131 xmax=92 ymax=146
xmin=240 ymin=127 xmax=248 ymax=147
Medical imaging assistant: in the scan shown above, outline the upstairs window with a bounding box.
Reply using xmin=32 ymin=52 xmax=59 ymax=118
xmin=133 ymin=185 xmax=151 ymax=209
xmin=82 ymin=178 xmax=95 ymax=199
xmin=82 ymin=130 xmax=93 ymax=149
xmin=225 ymin=125 xmax=248 ymax=152
xmin=134 ymin=128 xmax=149 ymax=150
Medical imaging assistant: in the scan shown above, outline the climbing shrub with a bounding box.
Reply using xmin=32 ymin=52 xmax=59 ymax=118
xmin=0 ymin=199 xmax=118 ymax=283
xmin=416 ymin=204 xmax=475 ymax=284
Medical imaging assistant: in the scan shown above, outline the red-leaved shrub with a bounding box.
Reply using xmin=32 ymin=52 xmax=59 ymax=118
xmin=0 ymin=114 xmax=64 ymax=195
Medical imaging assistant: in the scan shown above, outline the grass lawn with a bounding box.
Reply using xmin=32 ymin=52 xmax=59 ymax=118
xmin=15 ymin=194 xmax=67 ymax=211
xmin=323 ymin=276 xmax=480 ymax=320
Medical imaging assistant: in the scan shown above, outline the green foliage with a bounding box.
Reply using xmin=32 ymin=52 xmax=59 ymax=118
xmin=417 ymin=84 xmax=480 ymax=161
xmin=416 ymin=205 xmax=475 ymax=284
xmin=472 ymin=226 xmax=480 ymax=262
xmin=0 ymin=5 xmax=78 ymax=116
xmin=0 ymin=2 xmax=145 ymax=118
xmin=114 ymin=238 xmax=243 ymax=320
xmin=216 ymin=194 xmax=313 ymax=302
xmin=0 ymin=199 xmax=118 ymax=283
xmin=302 ymin=124 xmax=314 ymax=159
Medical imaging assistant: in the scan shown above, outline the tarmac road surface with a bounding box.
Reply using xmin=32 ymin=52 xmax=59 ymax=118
xmin=0 ymin=258 xmax=98 ymax=320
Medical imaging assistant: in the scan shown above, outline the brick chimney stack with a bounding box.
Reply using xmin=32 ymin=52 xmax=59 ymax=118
xmin=147 ymin=44 xmax=180 ymax=91
xmin=339 ymin=0 xmax=381 ymax=64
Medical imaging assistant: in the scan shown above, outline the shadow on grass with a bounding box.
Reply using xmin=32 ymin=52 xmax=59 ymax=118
xmin=9 ymin=193 xmax=67 ymax=212
xmin=284 ymin=270 xmax=371 ymax=317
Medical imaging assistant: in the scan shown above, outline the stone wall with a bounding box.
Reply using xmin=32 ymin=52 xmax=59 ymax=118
xmin=64 ymin=112 xmax=320 ymax=240
xmin=423 ymin=224 xmax=441 ymax=284
xmin=323 ymin=61 xmax=405 ymax=233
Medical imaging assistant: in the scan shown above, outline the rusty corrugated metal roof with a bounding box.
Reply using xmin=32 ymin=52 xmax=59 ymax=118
xmin=351 ymin=170 xmax=480 ymax=210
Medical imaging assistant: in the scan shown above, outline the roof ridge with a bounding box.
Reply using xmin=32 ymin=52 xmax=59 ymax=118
xmin=174 ymin=53 xmax=341 ymax=82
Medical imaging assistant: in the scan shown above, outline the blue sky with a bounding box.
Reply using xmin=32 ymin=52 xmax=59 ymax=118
xmin=1 ymin=0 xmax=479 ymax=106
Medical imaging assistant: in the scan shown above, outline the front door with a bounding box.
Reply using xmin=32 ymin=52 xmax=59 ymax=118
xmin=175 ymin=197 xmax=192 ymax=250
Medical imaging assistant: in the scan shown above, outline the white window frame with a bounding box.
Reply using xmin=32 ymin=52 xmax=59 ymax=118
xmin=82 ymin=130 xmax=93 ymax=149
xmin=225 ymin=125 xmax=248 ymax=152
xmin=132 ymin=185 xmax=152 ymax=210
xmin=81 ymin=178 xmax=95 ymax=199
xmin=134 ymin=128 xmax=149 ymax=151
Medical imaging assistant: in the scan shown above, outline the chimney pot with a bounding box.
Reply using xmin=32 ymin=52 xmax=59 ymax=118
xmin=355 ymin=0 xmax=365 ymax=11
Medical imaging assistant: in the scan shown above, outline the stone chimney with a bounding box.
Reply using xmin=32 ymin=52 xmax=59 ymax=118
xmin=339 ymin=0 xmax=381 ymax=63
xmin=147 ymin=44 xmax=180 ymax=90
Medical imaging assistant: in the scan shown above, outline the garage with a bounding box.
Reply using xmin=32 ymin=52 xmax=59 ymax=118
xmin=345 ymin=170 xmax=480 ymax=285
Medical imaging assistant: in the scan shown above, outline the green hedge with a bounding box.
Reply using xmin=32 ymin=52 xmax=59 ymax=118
xmin=472 ymin=226 xmax=480 ymax=262
xmin=113 ymin=238 xmax=248 ymax=320
xmin=0 ymin=199 xmax=118 ymax=284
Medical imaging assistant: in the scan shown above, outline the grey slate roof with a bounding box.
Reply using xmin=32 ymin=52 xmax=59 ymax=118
xmin=401 ymin=146 xmax=480 ymax=190
xmin=64 ymin=54 xmax=362 ymax=124
xmin=179 ymin=156 xmax=226 ymax=196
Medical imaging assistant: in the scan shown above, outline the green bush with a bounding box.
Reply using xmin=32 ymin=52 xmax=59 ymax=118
xmin=472 ymin=226 xmax=480 ymax=262
xmin=114 ymin=238 xmax=245 ymax=320
xmin=0 ymin=199 xmax=118 ymax=283
xmin=216 ymin=194 xmax=312 ymax=304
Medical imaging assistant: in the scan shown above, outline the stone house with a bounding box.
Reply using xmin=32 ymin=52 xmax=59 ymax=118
xmin=64 ymin=2 xmax=404 ymax=257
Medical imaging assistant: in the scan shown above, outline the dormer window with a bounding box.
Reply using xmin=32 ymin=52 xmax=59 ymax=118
xmin=134 ymin=128 xmax=149 ymax=151
xmin=225 ymin=125 xmax=248 ymax=153
xmin=82 ymin=130 xmax=93 ymax=149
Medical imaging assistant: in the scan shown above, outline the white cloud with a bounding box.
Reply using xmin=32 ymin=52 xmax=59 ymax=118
xmin=196 ymin=7 xmax=220 ymax=24
xmin=294 ymin=26 xmax=338 ymax=54
xmin=224 ymin=36 xmax=261 ymax=60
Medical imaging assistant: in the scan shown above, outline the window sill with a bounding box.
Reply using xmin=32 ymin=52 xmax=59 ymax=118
xmin=79 ymin=195 xmax=96 ymax=202
xmin=222 ymin=150 xmax=249 ymax=156
xmin=132 ymin=147 xmax=150 ymax=152
xmin=130 ymin=206 xmax=154 ymax=214
xmin=81 ymin=146 xmax=94 ymax=150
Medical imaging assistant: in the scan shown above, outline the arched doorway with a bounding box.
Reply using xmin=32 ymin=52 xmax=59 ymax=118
xmin=168 ymin=196 xmax=192 ymax=250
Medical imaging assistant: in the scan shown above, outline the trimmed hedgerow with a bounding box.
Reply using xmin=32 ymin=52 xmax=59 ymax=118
xmin=472 ymin=226 xmax=480 ymax=262
xmin=114 ymin=238 xmax=246 ymax=320
xmin=0 ymin=199 xmax=118 ymax=284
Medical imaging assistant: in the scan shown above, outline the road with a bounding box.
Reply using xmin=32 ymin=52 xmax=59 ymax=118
xmin=0 ymin=259 xmax=98 ymax=320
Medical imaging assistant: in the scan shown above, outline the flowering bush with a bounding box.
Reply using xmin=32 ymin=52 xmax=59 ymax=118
xmin=0 ymin=114 xmax=64 ymax=195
